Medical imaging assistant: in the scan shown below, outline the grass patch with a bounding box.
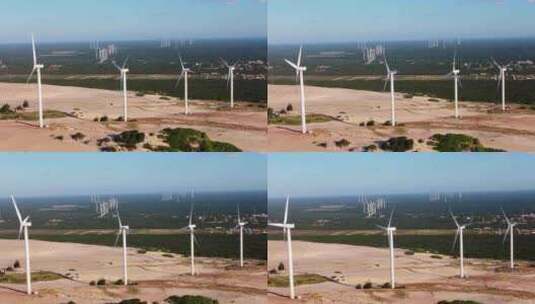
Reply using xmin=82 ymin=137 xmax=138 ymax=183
xmin=269 ymin=114 xmax=334 ymax=125
xmin=268 ymin=273 xmax=328 ymax=287
xmin=0 ymin=271 xmax=63 ymax=284
xmin=0 ymin=110 xmax=68 ymax=121
xmin=429 ymin=134 xmax=506 ymax=152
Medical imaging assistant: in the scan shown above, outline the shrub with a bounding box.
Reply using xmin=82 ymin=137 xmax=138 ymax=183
xmin=363 ymin=281 xmax=372 ymax=289
xmin=22 ymin=100 xmax=29 ymax=108
xmin=379 ymin=137 xmax=414 ymax=152
xmin=363 ymin=145 xmax=377 ymax=152
xmin=13 ymin=260 xmax=20 ymax=269
xmin=71 ymin=132 xmax=86 ymax=141
xmin=114 ymin=279 xmax=124 ymax=285
xmin=112 ymin=130 xmax=146 ymax=149
xmin=366 ymin=120 xmax=375 ymax=127
xmin=96 ymin=279 xmax=106 ymax=286
xmin=335 ymin=139 xmax=351 ymax=148
xmin=429 ymin=133 xmax=505 ymax=152
xmin=382 ymin=282 xmax=392 ymax=289
xmin=286 ymin=104 xmax=293 ymax=112
xmin=100 ymin=116 xmax=109 ymax=122
xmin=278 ymin=262 xmax=285 ymax=271
xmin=165 ymin=295 xmax=219 ymax=304
xmin=89 ymin=280 xmax=96 ymax=286
xmin=0 ymin=104 xmax=13 ymax=114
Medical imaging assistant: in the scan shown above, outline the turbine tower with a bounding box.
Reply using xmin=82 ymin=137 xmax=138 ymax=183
xmin=11 ymin=195 xmax=32 ymax=295
xmin=236 ymin=205 xmax=247 ymax=267
xmin=445 ymin=53 xmax=461 ymax=118
xmin=114 ymin=211 xmax=129 ymax=285
xmin=501 ymin=208 xmax=517 ymax=270
xmin=176 ymin=56 xmax=192 ymax=115
xmin=376 ymin=208 xmax=396 ymax=289
xmin=221 ymin=58 xmax=236 ymax=109
xmin=112 ymin=57 xmax=130 ymax=122
xmin=285 ymin=47 xmax=308 ymax=134
xmin=269 ymin=195 xmax=296 ymax=299
xmin=450 ymin=210 xmax=468 ymax=278
xmin=492 ymin=58 xmax=509 ymax=112
xmin=185 ymin=198 xmax=198 ymax=276
xmin=27 ymin=34 xmax=45 ymax=128
xmin=383 ymin=56 xmax=398 ymax=126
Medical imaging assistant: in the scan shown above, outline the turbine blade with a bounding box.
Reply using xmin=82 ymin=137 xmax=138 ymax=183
xmin=189 ymin=200 xmax=194 ymax=226
xmin=220 ymin=58 xmax=229 ymax=68
xmin=114 ymin=231 xmax=121 ymax=247
xmin=388 ymin=207 xmax=395 ymax=228
xmin=175 ymin=72 xmax=184 ymax=88
xmin=112 ymin=61 xmax=122 ymax=72
xmin=375 ymin=224 xmax=387 ymax=230
xmin=297 ymin=46 xmax=303 ymax=67
xmin=449 ymin=210 xmax=460 ymax=228
xmin=285 ymin=59 xmax=299 ymax=71
xmin=451 ymin=229 xmax=460 ymax=252
xmin=237 ymin=205 xmax=241 ymax=223
xmin=10 ymin=195 xmax=23 ymax=223
xmin=26 ymin=68 xmax=36 ymax=84
xmin=18 ymin=225 xmax=24 ymax=240
xmin=179 ymin=55 xmax=185 ymax=70
xmin=502 ymin=225 xmax=511 ymax=244
xmin=501 ymin=207 xmax=511 ymax=225
xmin=383 ymin=78 xmax=389 ymax=92
xmin=122 ymin=56 xmax=130 ymax=69
xmin=283 ymin=195 xmax=290 ymax=225
xmin=31 ymin=34 xmax=37 ymax=66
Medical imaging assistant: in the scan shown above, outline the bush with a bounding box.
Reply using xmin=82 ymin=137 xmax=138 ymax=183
xmin=278 ymin=262 xmax=285 ymax=271
xmin=379 ymin=137 xmax=414 ymax=152
xmin=366 ymin=120 xmax=375 ymax=127
xmin=286 ymin=104 xmax=293 ymax=112
xmin=382 ymin=282 xmax=392 ymax=289
xmin=13 ymin=260 xmax=20 ymax=269
xmin=429 ymin=134 xmax=505 ymax=152
xmin=363 ymin=281 xmax=372 ymax=289
xmin=0 ymin=104 xmax=14 ymax=114
xmin=22 ymin=101 xmax=29 ymax=108
xmin=112 ymin=130 xmax=146 ymax=149
xmin=165 ymin=295 xmax=219 ymax=304
xmin=114 ymin=279 xmax=124 ymax=285
xmin=355 ymin=284 xmax=362 ymax=289
xmin=335 ymin=139 xmax=351 ymax=148
xmin=157 ymin=128 xmax=241 ymax=152
xmin=363 ymin=145 xmax=377 ymax=152
xmin=71 ymin=132 xmax=86 ymax=141
xmin=96 ymin=279 xmax=106 ymax=286
xmin=100 ymin=116 xmax=109 ymax=122
xmin=89 ymin=280 xmax=96 ymax=286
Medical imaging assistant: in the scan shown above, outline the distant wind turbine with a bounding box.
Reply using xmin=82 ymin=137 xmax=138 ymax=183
xmin=376 ymin=208 xmax=396 ymax=289
xmin=176 ymin=56 xmax=192 ymax=115
xmin=27 ymin=34 xmax=45 ymax=128
xmin=184 ymin=197 xmax=199 ymax=276
xmin=236 ymin=205 xmax=247 ymax=267
xmin=285 ymin=47 xmax=308 ymax=134
xmin=269 ymin=195 xmax=296 ymax=299
xmin=112 ymin=57 xmax=130 ymax=122
xmin=450 ymin=209 xmax=469 ymax=278
xmin=445 ymin=53 xmax=461 ymax=118
xmin=491 ymin=58 xmax=510 ymax=112
xmin=383 ymin=55 xmax=398 ymax=126
xmin=221 ymin=58 xmax=236 ymax=109
xmin=501 ymin=208 xmax=518 ymax=270
xmin=114 ymin=211 xmax=129 ymax=285
xmin=11 ymin=195 xmax=32 ymax=295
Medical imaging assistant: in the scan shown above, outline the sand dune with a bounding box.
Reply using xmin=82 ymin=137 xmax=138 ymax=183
xmin=268 ymin=84 xmax=535 ymax=152
xmin=0 ymin=83 xmax=267 ymax=152
xmin=0 ymin=239 xmax=266 ymax=304
xmin=268 ymin=240 xmax=535 ymax=304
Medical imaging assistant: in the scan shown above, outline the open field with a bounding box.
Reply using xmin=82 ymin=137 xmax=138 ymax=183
xmin=0 ymin=239 xmax=267 ymax=304
xmin=0 ymin=82 xmax=267 ymax=151
xmin=267 ymin=84 xmax=535 ymax=152
xmin=268 ymin=240 xmax=535 ymax=304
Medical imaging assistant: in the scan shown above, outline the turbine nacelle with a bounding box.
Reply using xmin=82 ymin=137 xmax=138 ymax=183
xmin=34 ymin=64 xmax=44 ymax=69
xmin=188 ymin=224 xmax=197 ymax=230
xmin=269 ymin=222 xmax=295 ymax=229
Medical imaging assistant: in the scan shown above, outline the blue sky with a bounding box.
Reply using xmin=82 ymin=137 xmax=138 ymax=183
xmin=0 ymin=153 xmax=266 ymax=197
xmin=268 ymin=153 xmax=535 ymax=198
xmin=269 ymin=0 xmax=535 ymax=44
xmin=0 ymin=0 xmax=266 ymax=43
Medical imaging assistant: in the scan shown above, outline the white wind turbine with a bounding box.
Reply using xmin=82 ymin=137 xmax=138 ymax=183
xmin=236 ymin=205 xmax=248 ymax=267
xmin=175 ymin=56 xmax=192 ymax=115
xmin=269 ymin=195 xmax=296 ymax=299
xmin=114 ymin=211 xmax=129 ymax=285
xmin=11 ymin=195 xmax=32 ymax=295
xmin=285 ymin=47 xmax=308 ymax=134
xmin=445 ymin=53 xmax=461 ymax=118
xmin=501 ymin=208 xmax=518 ymax=270
xmin=450 ymin=210 xmax=469 ymax=278
xmin=376 ymin=208 xmax=396 ymax=289
xmin=183 ymin=199 xmax=199 ymax=276
xmin=26 ymin=34 xmax=45 ymax=128
xmin=383 ymin=56 xmax=398 ymax=126
xmin=112 ymin=57 xmax=130 ymax=122
xmin=491 ymin=58 xmax=510 ymax=112
xmin=221 ymin=58 xmax=236 ymax=109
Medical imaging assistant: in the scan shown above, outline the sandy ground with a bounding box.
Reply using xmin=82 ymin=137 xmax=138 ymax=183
xmin=0 ymin=239 xmax=266 ymax=304
xmin=268 ymin=240 xmax=535 ymax=304
xmin=268 ymin=84 xmax=535 ymax=152
xmin=0 ymin=83 xmax=267 ymax=152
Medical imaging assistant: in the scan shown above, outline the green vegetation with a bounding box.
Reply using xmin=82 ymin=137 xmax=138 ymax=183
xmin=429 ymin=134 xmax=505 ymax=152
xmin=154 ymin=128 xmax=241 ymax=152
xmin=379 ymin=137 xmax=414 ymax=152
xmin=268 ymin=273 xmax=328 ymax=287
xmin=165 ymin=295 xmax=219 ymax=304
xmin=269 ymin=113 xmax=334 ymax=125
xmin=0 ymin=271 xmax=63 ymax=284
xmin=437 ymin=301 xmax=483 ymax=304
xmin=112 ymin=130 xmax=146 ymax=150
xmin=335 ymin=139 xmax=351 ymax=148
xmin=0 ymin=109 xmax=68 ymax=121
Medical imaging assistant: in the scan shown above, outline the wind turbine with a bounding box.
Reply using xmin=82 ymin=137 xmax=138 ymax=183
xmin=501 ymin=208 xmax=517 ymax=270
xmin=269 ymin=195 xmax=296 ymax=299
xmin=185 ymin=199 xmax=198 ymax=276
xmin=175 ymin=56 xmax=192 ymax=115
xmin=112 ymin=57 xmax=130 ymax=122
xmin=383 ymin=56 xmax=398 ymax=126
xmin=27 ymin=34 xmax=45 ymax=128
xmin=221 ymin=58 xmax=236 ymax=109
xmin=445 ymin=53 xmax=461 ymax=118
xmin=236 ymin=205 xmax=247 ymax=267
xmin=491 ymin=58 xmax=510 ymax=112
xmin=11 ymin=195 xmax=32 ymax=295
xmin=376 ymin=208 xmax=396 ymax=289
xmin=450 ymin=210 xmax=468 ymax=278
xmin=285 ymin=47 xmax=308 ymax=134
xmin=114 ymin=211 xmax=129 ymax=286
